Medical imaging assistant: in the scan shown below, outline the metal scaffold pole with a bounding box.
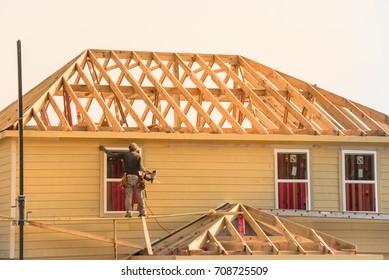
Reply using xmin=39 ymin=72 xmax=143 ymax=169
xmin=17 ymin=40 xmax=25 ymax=260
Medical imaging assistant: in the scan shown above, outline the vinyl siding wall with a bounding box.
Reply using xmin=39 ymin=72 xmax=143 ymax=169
xmin=2 ymin=136 xmax=389 ymax=259
xmin=310 ymin=148 xmax=340 ymax=211
xmin=0 ymin=139 xmax=15 ymax=259
xmin=378 ymin=149 xmax=389 ymax=213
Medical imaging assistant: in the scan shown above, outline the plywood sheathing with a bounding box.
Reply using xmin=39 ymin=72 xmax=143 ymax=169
xmin=134 ymin=203 xmax=357 ymax=256
xmin=1 ymin=50 xmax=388 ymax=136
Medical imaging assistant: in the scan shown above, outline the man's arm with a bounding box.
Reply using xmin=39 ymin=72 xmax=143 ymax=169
xmin=99 ymin=145 xmax=122 ymax=159
xmin=138 ymin=154 xmax=149 ymax=173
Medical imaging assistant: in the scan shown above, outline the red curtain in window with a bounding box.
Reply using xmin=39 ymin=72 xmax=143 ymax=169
xmin=278 ymin=182 xmax=307 ymax=210
xmin=345 ymin=183 xmax=375 ymax=211
xmin=107 ymin=159 xmax=126 ymax=211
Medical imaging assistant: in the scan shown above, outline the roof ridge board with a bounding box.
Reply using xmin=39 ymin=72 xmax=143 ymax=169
xmin=89 ymin=49 xmax=240 ymax=63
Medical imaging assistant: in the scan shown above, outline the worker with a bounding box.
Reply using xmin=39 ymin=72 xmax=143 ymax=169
xmin=99 ymin=143 xmax=149 ymax=217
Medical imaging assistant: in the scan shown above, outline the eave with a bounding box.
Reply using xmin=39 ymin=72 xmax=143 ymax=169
xmin=2 ymin=130 xmax=389 ymax=146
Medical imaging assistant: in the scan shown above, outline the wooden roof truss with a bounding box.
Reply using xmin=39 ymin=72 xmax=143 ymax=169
xmin=138 ymin=203 xmax=357 ymax=256
xmin=1 ymin=49 xmax=388 ymax=135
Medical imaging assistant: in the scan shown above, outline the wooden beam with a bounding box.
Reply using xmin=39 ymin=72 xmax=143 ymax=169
xmin=195 ymin=54 xmax=268 ymax=134
xmin=306 ymin=84 xmax=366 ymax=135
xmin=47 ymin=94 xmax=72 ymax=131
xmin=27 ymin=220 xmax=144 ymax=249
xmin=132 ymin=51 xmax=198 ymax=133
xmin=31 ymin=108 xmax=47 ymax=130
xmin=238 ymin=204 xmax=279 ymax=254
xmin=271 ymin=70 xmax=342 ymax=134
xmin=238 ymin=56 xmax=318 ymax=134
xmin=175 ymin=53 xmax=246 ymax=134
xmin=153 ymin=52 xmax=223 ymax=133
xmin=67 ymin=84 xmax=266 ymax=99
xmin=207 ymin=231 xmax=228 ymax=255
xmin=62 ymin=78 xmax=97 ymax=131
xmin=214 ymin=55 xmax=293 ymax=134
xmin=110 ymin=51 xmax=174 ymax=133
xmin=224 ymin=217 xmax=253 ymax=255
xmin=276 ymin=70 xmax=386 ymax=135
xmin=141 ymin=216 xmax=153 ymax=255
xmin=87 ymin=51 xmax=150 ymax=132
xmin=75 ymin=64 xmax=124 ymax=132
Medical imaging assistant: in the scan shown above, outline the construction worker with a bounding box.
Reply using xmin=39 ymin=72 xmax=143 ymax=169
xmin=99 ymin=143 xmax=149 ymax=217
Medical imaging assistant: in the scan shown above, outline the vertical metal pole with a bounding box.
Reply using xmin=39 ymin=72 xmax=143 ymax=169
xmin=17 ymin=40 xmax=25 ymax=260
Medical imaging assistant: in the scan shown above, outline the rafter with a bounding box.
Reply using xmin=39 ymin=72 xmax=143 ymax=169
xmin=195 ymin=54 xmax=268 ymax=134
xmin=153 ymin=52 xmax=223 ymax=133
xmin=238 ymin=56 xmax=318 ymax=134
xmin=110 ymin=51 xmax=174 ymax=133
xmin=63 ymin=77 xmax=97 ymax=131
xmin=75 ymin=64 xmax=123 ymax=132
xmin=176 ymin=53 xmax=246 ymax=134
xmin=132 ymin=52 xmax=198 ymax=133
xmin=87 ymin=51 xmax=149 ymax=132
xmin=214 ymin=55 xmax=293 ymax=134
xmin=1 ymin=49 xmax=387 ymax=137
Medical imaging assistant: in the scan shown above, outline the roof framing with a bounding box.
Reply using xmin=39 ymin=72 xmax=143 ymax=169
xmin=1 ymin=49 xmax=388 ymax=136
xmin=134 ymin=203 xmax=357 ymax=256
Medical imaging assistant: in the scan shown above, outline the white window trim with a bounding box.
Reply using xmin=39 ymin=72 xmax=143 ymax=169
xmin=274 ymin=149 xmax=310 ymax=210
xmin=341 ymin=150 xmax=378 ymax=213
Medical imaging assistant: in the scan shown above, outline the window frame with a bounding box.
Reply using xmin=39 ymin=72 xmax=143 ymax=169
xmin=274 ymin=149 xmax=311 ymax=210
xmin=341 ymin=150 xmax=378 ymax=213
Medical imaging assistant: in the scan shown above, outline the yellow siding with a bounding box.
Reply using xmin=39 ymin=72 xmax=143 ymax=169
xmin=23 ymin=139 xmax=100 ymax=218
xmin=310 ymin=148 xmax=340 ymax=211
xmin=0 ymin=139 xmax=14 ymax=259
xmin=143 ymin=142 xmax=275 ymax=213
xmin=2 ymin=136 xmax=389 ymax=259
xmin=379 ymin=149 xmax=389 ymax=212
xmin=16 ymin=139 xmax=279 ymax=259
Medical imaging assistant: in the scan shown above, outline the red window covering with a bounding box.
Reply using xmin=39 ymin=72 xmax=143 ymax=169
xmin=344 ymin=153 xmax=376 ymax=211
xmin=277 ymin=153 xmax=308 ymax=210
xmin=106 ymin=156 xmax=127 ymax=212
xmin=278 ymin=182 xmax=307 ymax=210
xmin=345 ymin=183 xmax=375 ymax=211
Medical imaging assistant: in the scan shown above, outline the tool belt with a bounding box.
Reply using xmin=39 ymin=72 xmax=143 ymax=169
xmin=119 ymin=173 xmax=127 ymax=189
xmin=137 ymin=176 xmax=146 ymax=190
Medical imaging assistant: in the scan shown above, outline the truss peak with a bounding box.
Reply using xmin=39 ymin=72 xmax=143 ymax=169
xmin=1 ymin=49 xmax=388 ymax=136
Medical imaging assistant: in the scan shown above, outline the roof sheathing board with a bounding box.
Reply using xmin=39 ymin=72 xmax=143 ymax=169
xmin=0 ymin=49 xmax=388 ymax=136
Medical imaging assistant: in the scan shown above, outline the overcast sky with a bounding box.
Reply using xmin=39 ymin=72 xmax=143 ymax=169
xmin=1 ymin=0 xmax=388 ymax=114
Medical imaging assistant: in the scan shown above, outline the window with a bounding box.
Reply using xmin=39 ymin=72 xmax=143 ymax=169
xmin=104 ymin=149 xmax=126 ymax=213
xmin=342 ymin=151 xmax=377 ymax=212
xmin=275 ymin=150 xmax=310 ymax=210
xmin=103 ymin=148 xmax=141 ymax=213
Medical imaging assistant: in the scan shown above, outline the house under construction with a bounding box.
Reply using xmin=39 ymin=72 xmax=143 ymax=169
xmin=0 ymin=49 xmax=389 ymax=259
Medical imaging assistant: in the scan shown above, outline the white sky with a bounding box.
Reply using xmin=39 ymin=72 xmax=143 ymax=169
xmin=1 ymin=0 xmax=388 ymax=114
